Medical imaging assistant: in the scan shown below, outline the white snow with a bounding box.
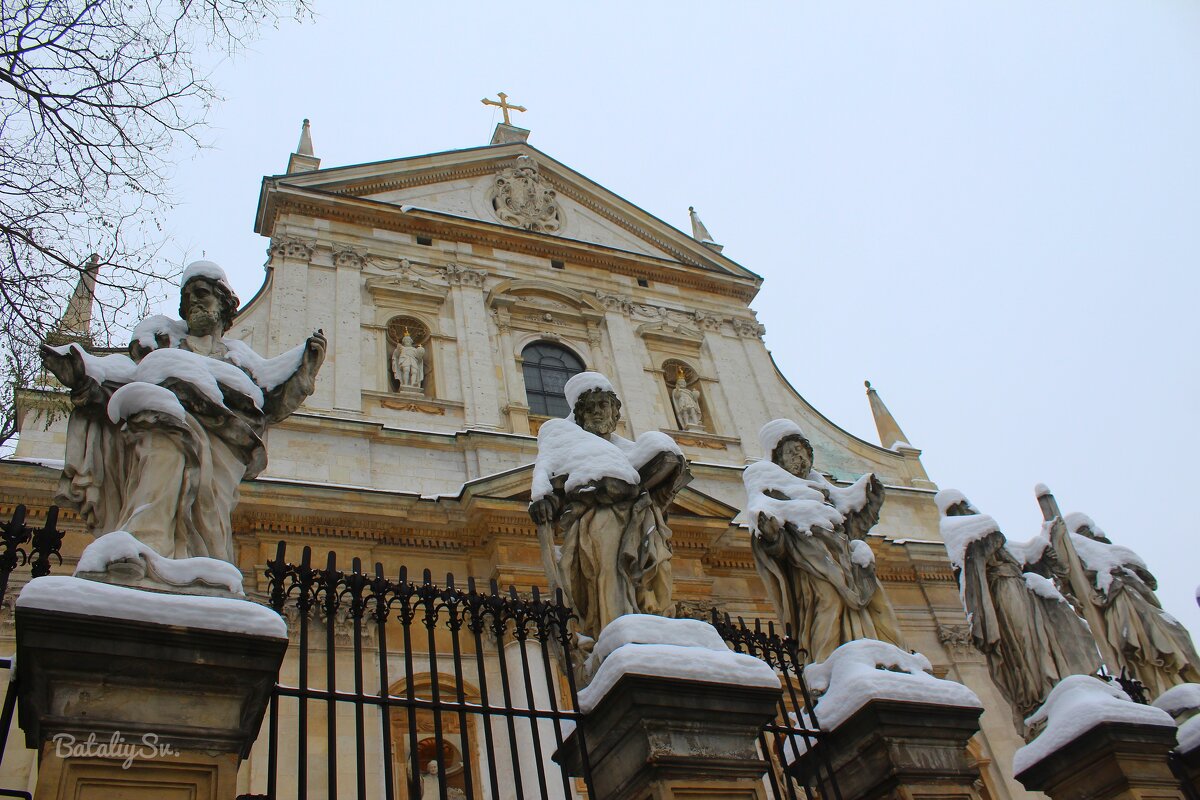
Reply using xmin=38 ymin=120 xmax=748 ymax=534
xmin=577 ymin=615 xmax=779 ymax=714
xmin=107 ymin=383 xmax=186 ymax=424
xmin=132 ymin=314 xmax=188 ymax=350
xmin=1023 ymin=572 xmax=1068 ymax=603
xmin=1180 ymin=716 xmax=1200 ymax=754
xmin=742 ymin=460 xmax=843 ymax=537
xmin=180 ymin=259 xmax=233 ymax=291
xmin=77 ymin=531 xmax=245 ymax=595
xmin=803 ymin=639 xmax=981 ymax=731
xmin=47 ymin=343 xmax=136 ymax=385
xmin=530 ymin=418 xmax=680 ymax=501
xmin=850 ymin=539 xmax=875 ymax=568
xmin=934 ymin=488 xmax=977 ymax=516
xmin=1064 ymin=512 xmax=1108 ymax=540
xmin=939 ymin=511 xmax=1001 ymax=570
xmin=224 ymin=338 xmax=306 ymax=391
xmin=1034 ymin=482 xmax=1052 ymax=497
xmin=757 ymin=418 xmax=804 ymax=458
xmin=612 ymin=430 xmax=683 ymax=469
xmin=1152 ymin=683 xmax=1200 ymax=718
xmin=1068 ymin=530 xmax=1147 ymax=595
xmin=134 ymin=347 xmax=264 ymax=409
xmin=889 ymin=440 xmax=912 ymax=451
xmin=563 ymin=371 xmax=615 ymax=409
xmin=1014 ymin=675 xmax=1174 ymax=775
xmin=17 ymin=575 xmax=284 ymax=638
xmin=1004 ymin=527 xmax=1051 ymax=567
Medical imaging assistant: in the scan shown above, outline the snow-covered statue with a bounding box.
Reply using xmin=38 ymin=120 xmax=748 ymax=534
xmin=38 ymin=261 xmax=326 ymax=577
xmin=1063 ymin=512 xmax=1200 ymax=698
xmin=669 ymin=366 xmax=703 ymax=431
xmin=529 ymin=372 xmax=691 ymax=640
xmin=391 ymin=328 xmax=426 ymax=390
xmin=937 ymin=490 xmax=1101 ymax=732
xmin=744 ymin=419 xmax=904 ymax=662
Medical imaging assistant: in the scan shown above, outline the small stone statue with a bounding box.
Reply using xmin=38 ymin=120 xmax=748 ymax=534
xmin=391 ymin=327 xmax=426 ymax=390
xmin=669 ymin=366 xmax=703 ymax=431
xmin=743 ymin=419 xmax=905 ymax=663
xmin=529 ymin=372 xmax=691 ymax=640
xmin=38 ymin=261 xmax=325 ymax=573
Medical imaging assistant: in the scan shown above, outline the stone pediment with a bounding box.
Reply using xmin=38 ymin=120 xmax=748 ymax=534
xmin=256 ymin=142 xmax=759 ymax=283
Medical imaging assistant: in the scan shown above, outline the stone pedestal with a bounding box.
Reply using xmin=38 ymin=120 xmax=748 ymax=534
xmin=789 ymin=699 xmax=985 ymax=800
xmin=554 ymin=674 xmax=782 ymax=800
xmin=16 ymin=601 xmax=286 ymax=800
xmin=1015 ymin=720 xmax=1184 ymax=800
xmin=1171 ymin=747 xmax=1200 ymax=795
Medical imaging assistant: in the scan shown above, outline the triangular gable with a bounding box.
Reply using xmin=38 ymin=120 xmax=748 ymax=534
xmin=257 ymin=142 xmax=760 ymax=282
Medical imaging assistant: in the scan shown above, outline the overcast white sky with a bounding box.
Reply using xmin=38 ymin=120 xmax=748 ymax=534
xmin=160 ymin=2 xmax=1200 ymax=637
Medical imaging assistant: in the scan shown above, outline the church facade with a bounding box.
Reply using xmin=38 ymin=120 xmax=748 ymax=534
xmin=4 ymin=121 xmax=1032 ymax=798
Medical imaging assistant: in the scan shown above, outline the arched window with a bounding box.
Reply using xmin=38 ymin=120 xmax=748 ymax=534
xmin=522 ymin=342 xmax=584 ymax=417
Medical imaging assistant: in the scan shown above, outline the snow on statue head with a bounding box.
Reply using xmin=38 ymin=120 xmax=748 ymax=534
xmin=565 ymin=371 xmax=622 ymax=436
xmin=759 ymin=419 xmax=813 ymax=477
xmin=179 ymin=260 xmax=240 ymax=334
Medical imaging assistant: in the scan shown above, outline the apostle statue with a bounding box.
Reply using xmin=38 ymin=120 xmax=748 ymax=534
xmin=529 ymin=372 xmax=691 ymax=640
xmin=669 ymin=366 xmax=703 ymax=431
xmin=1061 ymin=511 xmax=1200 ymax=699
xmin=937 ymin=490 xmax=1101 ymax=732
xmin=743 ymin=419 xmax=905 ymax=662
xmin=391 ymin=328 xmax=426 ymax=390
xmin=39 ymin=260 xmax=326 ymax=567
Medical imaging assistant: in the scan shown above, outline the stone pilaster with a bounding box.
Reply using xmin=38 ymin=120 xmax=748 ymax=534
xmin=445 ymin=264 xmax=502 ymax=429
xmin=596 ymin=298 xmax=659 ymax=437
xmin=332 ymin=246 xmax=364 ymax=412
xmin=266 ymin=235 xmax=315 ymax=358
xmin=554 ymin=674 xmax=780 ymax=800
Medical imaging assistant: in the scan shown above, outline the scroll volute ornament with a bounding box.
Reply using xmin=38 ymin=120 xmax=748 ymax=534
xmin=490 ymin=156 xmax=563 ymax=233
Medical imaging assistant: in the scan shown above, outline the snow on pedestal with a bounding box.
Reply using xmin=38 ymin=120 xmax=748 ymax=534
xmin=1014 ymin=674 xmax=1175 ymax=775
xmin=576 ymin=614 xmax=779 ymax=714
xmin=17 ymin=575 xmax=286 ymax=638
xmin=76 ymin=530 xmax=245 ymax=595
xmin=1153 ymin=683 xmax=1200 ymax=754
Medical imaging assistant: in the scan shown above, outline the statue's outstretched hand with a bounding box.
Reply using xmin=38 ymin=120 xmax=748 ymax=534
xmin=757 ymin=511 xmax=785 ymax=541
xmin=39 ymin=343 xmax=87 ymax=390
xmin=529 ymin=495 xmax=560 ymax=526
xmin=303 ymin=329 xmax=327 ymax=369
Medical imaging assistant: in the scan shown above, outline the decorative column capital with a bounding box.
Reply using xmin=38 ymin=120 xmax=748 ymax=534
xmin=442 ymin=263 xmax=487 ymax=288
xmin=331 ymin=245 xmax=366 ymax=270
xmin=267 ymin=235 xmax=315 ymax=262
xmin=732 ymin=317 xmax=766 ymax=339
xmin=595 ymin=292 xmax=633 ymax=315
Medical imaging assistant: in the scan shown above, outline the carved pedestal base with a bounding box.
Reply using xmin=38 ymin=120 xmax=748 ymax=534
xmin=554 ymin=674 xmax=780 ymax=800
xmin=789 ymin=699 xmax=985 ymax=800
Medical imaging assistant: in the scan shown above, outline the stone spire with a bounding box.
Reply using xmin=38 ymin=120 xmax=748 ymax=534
xmin=865 ymin=380 xmax=913 ymax=450
xmin=287 ymin=119 xmax=320 ymax=174
xmin=49 ymin=253 xmax=99 ymax=345
xmin=688 ymin=207 xmax=723 ymax=253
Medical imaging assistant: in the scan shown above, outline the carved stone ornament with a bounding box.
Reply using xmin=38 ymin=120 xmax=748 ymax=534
xmin=693 ymin=309 xmax=724 ymax=333
xmin=332 ymin=246 xmax=365 ymax=270
xmin=732 ymin=318 xmax=766 ymax=339
xmin=937 ymin=623 xmax=977 ymax=656
xmin=441 ymin=263 xmax=487 ymax=288
xmin=268 ymin=235 xmax=315 ymax=262
xmin=489 ymin=156 xmax=563 ymax=233
xmin=595 ymin=292 xmax=633 ymax=315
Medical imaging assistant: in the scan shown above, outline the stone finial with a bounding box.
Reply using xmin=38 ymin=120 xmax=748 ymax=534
xmin=865 ymin=380 xmax=914 ymax=450
xmin=49 ymin=253 xmax=100 ymax=344
xmin=688 ymin=206 xmax=724 ymax=252
xmin=287 ymin=118 xmax=321 ymax=174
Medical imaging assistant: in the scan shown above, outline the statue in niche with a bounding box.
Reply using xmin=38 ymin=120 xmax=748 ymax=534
xmin=669 ymin=366 xmax=704 ymax=431
xmin=38 ymin=261 xmax=325 ymax=577
xmin=937 ymin=490 xmax=1101 ymax=733
xmin=391 ymin=327 xmax=426 ymax=391
xmin=529 ymin=372 xmax=691 ymax=641
xmin=743 ymin=419 xmax=905 ymax=663
xmin=1062 ymin=512 xmax=1200 ymax=699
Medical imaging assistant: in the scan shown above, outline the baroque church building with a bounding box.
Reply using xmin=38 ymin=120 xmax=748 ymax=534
xmin=5 ymin=119 xmax=1034 ymax=799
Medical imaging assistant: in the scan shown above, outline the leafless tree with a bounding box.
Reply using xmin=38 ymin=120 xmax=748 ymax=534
xmin=0 ymin=0 xmax=309 ymax=447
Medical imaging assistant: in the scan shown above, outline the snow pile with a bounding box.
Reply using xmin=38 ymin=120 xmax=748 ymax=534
xmin=180 ymin=259 xmax=233 ymax=291
xmin=758 ymin=418 xmax=805 ymax=458
xmin=1004 ymin=525 xmax=1052 ymax=568
xmin=531 ymin=421 xmax=679 ymax=500
xmin=803 ymin=639 xmax=981 ymax=730
xmin=1064 ymin=512 xmax=1107 ymax=540
xmin=939 ymin=511 xmax=1001 ymax=570
xmin=132 ymin=315 xmax=188 ymax=350
xmin=612 ymin=430 xmax=682 ymax=469
xmin=742 ymin=460 xmax=843 ymax=537
xmin=934 ymin=488 xmax=976 ymax=516
xmin=107 ymin=383 xmax=186 ymax=424
xmin=224 ymin=339 xmax=306 ymax=391
xmin=563 ymin=371 xmax=615 ymax=409
xmin=1152 ymin=683 xmax=1200 ymax=754
xmin=1023 ymin=572 xmax=1068 ymax=603
xmin=17 ymin=575 xmax=284 ymax=638
xmin=46 ymin=343 xmax=136 ymax=385
xmin=577 ymin=614 xmax=779 ymax=714
xmin=77 ymin=531 xmax=245 ymax=595
xmin=1014 ymin=675 xmax=1175 ymax=775
xmin=1067 ymin=529 xmax=1147 ymax=595
xmin=134 ymin=347 xmax=264 ymax=409
xmin=850 ymin=539 xmax=875 ymax=568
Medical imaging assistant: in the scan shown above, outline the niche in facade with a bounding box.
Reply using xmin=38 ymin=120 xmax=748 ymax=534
xmin=387 ymin=315 xmax=433 ymax=396
xmin=662 ymin=359 xmax=708 ymax=433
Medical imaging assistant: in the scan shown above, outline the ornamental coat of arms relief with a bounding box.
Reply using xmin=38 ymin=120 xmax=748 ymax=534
xmin=489 ymin=156 xmax=563 ymax=233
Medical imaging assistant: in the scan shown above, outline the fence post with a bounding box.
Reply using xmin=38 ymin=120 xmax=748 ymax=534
xmin=13 ymin=576 xmax=287 ymax=800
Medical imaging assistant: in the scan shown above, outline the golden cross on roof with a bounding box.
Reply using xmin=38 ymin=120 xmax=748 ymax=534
xmin=482 ymin=92 xmax=527 ymax=126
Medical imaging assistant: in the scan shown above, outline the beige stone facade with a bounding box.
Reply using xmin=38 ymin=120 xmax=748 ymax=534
xmin=1 ymin=126 xmax=1036 ymax=799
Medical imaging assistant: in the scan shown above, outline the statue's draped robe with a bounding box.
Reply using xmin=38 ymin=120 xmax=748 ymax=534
xmin=1074 ymin=536 xmax=1200 ymax=698
xmin=958 ymin=531 xmax=1100 ymax=725
xmin=535 ymin=423 xmax=689 ymax=640
xmin=748 ymin=464 xmax=904 ymax=662
xmin=57 ymin=338 xmax=317 ymax=563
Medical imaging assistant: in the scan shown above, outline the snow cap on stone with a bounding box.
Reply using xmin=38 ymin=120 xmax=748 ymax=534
xmin=181 ymin=259 xmax=233 ymax=291
xmin=934 ymin=488 xmax=977 ymax=516
xmin=564 ymin=371 xmax=616 ymax=410
xmin=759 ymin=418 xmax=805 ymax=459
xmin=107 ymin=382 xmax=186 ymax=424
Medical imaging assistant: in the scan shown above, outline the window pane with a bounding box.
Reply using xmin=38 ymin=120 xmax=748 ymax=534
xmin=521 ymin=341 xmax=583 ymax=418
